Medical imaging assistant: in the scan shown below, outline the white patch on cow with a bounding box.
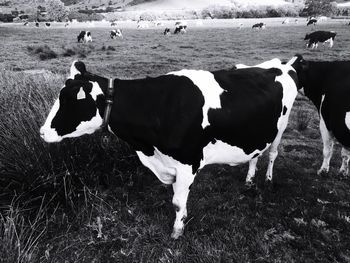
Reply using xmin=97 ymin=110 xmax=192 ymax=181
xmin=345 ymin=112 xmax=350 ymax=131
xmin=40 ymin=99 xmax=62 ymax=142
xmin=324 ymin=38 xmax=334 ymax=47
xmin=167 ymin=70 xmax=224 ymax=128
xmin=136 ymin=147 xmax=189 ymax=184
xmin=286 ymin=56 xmax=298 ymax=66
xmin=200 ymin=140 xmax=268 ymax=169
xmin=77 ymin=87 xmax=86 ymax=100
xmin=70 ymin=60 xmax=80 ymax=79
xmin=318 ymin=95 xmax=335 ymax=175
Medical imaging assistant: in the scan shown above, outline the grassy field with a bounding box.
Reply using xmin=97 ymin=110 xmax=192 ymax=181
xmin=1 ymin=19 xmax=350 ymax=262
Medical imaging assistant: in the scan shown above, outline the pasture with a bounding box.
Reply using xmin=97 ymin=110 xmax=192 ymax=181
xmin=1 ymin=19 xmax=350 ymax=262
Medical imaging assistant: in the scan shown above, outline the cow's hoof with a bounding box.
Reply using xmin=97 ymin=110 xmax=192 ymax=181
xmin=317 ymin=168 xmax=329 ymax=177
xmin=171 ymin=228 xmax=183 ymax=239
xmin=264 ymin=180 xmax=274 ymax=192
xmin=243 ymin=181 xmax=258 ymax=196
xmin=339 ymin=169 xmax=348 ymax=178
xmin=245 ymin=180 xmax=255 ymax=189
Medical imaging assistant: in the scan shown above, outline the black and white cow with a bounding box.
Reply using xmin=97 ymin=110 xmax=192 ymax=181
xmin=77 ymin=31 xmax=92 ymax=43
xmin=174 ymin=21 xmax=187 ymax=34
xmin=45 ymin=22 xmax=51 ymax=27
xmin=290 ymin=55 xmax=350 ymax=176
xmin=40 ymin=58 xmax=298 ymax=239
xmin=110 ymin=29 xmax=123 ymax=39
xmin=252 ymin=22 xmax=266 ymax=29
xmin=163 ymin=28 xmax=170 ymax=35
xmin=304 ymin=31 xmax=336 ymax=49
xmin=35 ymin=22 xmax=39 ymax=27
xmin=307 ymin=18 xmax=317 ymax=26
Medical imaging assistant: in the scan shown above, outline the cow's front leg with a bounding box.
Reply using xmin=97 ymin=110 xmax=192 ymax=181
xmin=317 ymin=116 xmax=334 ymax=175
xmin=171 ymin=165 xmax=195 ymax=239
xmin=340 ymin=147 xmax=350 ymax=176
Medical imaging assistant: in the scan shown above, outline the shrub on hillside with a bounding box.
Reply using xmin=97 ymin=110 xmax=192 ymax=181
xmin=201 ymin=4 xmax=302 ymax=19
xmin=139 ymin=11 xmax=157 ymax=21
xmin=27 ymin=45 xmax=58 ymax=60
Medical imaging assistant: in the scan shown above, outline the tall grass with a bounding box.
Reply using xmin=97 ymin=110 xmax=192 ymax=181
xmin=0 ymin=199 xmax=47 ymax=263
xmin=0 ymin=69 xmax=138 ymax=261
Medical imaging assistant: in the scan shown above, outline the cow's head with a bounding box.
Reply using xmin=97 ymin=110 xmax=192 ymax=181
xmin=304 ymin=33 xmax=310 ymax=40
xmin=40 ymin=61 xmax=108 ymax=143
xmin=287 ymin=54 xmax=309 ymax=90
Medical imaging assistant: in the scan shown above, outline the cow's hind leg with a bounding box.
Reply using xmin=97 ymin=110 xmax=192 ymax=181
xmin=317 ymin=116 xmax=334 ymax=175
xmin=171 ymin=165 xmax=195 ymax=239
xmin=339 ymin=147 xmax=350 ymax=176
xmin=245 ymin=157 xmax=259 ymax=187
xmin=265 ymin=118 xmax=289 ymax=185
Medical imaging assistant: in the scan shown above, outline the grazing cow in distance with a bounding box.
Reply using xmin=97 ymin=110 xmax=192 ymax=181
xmin=307 ymin=18 xmax=317 ymax=26
xmin=137 ymin=20 xmax=149 ymax=29
xmin=110 ymin=21 xmax=117 ymax=26
xmin=64 ymin=22 xmax=69 ymax=27
xmin=40 ymin=58 xmax=298 ymax=239
xmin=77 ymin=31 xmax=92 ymax=43
xmin=110 ymin=29 xmax=123 ymax=39
xmin=163 ymin=28 xmax=170 ymax=35
xmin=174 ymin=21 xmax=187 ymax=34
xmin=23 ymin=22 xmax=28 ymax=26
xmin=282 ymin=18 xmax=289 ymax=24
xmin=304 ymin=31 xmax=336 ymax=49
xmin=35 ymin=22 xmax=39 ymax=27
xmin=45 ymin=22 xmax=51 ymax=27
xmin=290 ymin=54 xmax=350 ymax=176
xmin=252 ymin=22 xmax=266 ymax=29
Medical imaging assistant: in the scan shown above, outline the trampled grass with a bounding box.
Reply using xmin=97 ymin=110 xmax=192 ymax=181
xmin=0 ymin=20 xmax=350 ymax=262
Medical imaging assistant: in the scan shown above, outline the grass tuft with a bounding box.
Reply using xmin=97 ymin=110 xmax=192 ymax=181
xmin=296 ymin=108 xmax=312 ymax=131
xmin=27 ymin=45 xmax=58 ymax=60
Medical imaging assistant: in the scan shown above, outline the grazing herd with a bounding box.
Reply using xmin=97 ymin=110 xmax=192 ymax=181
xmin=35 ymin=17 xmax=350 ymax=239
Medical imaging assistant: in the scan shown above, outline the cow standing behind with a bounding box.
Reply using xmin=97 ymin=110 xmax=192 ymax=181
xmin=40 ymin=58 xmax=298 ymax=239
xmin=174 ymin=21 xmax=187 ymax=34
xmin=110 ymin=29 xmax=123 ymax=39
xmin=252 ymin=23 xmax=266 ymax=29
xmin=291 ymin=55 xmax=350 ymax=176
xmin=304 ymin=31 xmax=336 ymax=49
xmin=307 ymin=18 xmax=317 ymax=26
xmin=163 ymin=28 xmax=170 ymax=35
xmin=77 ymin=31 xmax=92 ymax=43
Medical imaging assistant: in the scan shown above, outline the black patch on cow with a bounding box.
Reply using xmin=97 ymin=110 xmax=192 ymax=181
xmin=77 ymin=31 xmax=87 ymax=42
xmin=283 ymin=106 xmax=287 ymax=115
xmin=207 ymin=67 xmax=284 ymax=155
xmin=75 ymin=61 xmax=86 ymax=75
xmin=110 ymin=75 xmax=205 ymax=172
